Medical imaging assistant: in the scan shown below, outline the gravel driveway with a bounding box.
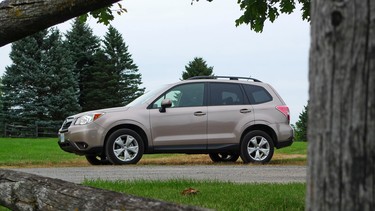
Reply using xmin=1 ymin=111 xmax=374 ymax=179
xmin=14 ymin=165 xmax=306 ymax=184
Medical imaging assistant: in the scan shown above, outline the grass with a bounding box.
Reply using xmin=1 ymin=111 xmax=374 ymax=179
xmin=0 ymin=180 xmax=306 ymax=211
xmin=0 ymin=139 xmax=307 ymax=210
xmin=0 ymin=138 xmax=86 ymax=167
xmin=84 ymin=179 xmax=306 ymax=210
xmin=0 ymin=138 xmax=307 ymax=167
xmin=277 ymin=141 xmax=307 ymax=155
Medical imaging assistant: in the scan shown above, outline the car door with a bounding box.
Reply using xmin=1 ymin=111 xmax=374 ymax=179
xmin=207 ymin=82 xmax=254 ymax=148
xmin=149 ymin=82 xmax=208 ymax=151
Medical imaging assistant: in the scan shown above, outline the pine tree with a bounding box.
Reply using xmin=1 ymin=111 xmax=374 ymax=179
xmin=64 ymin=18 xmax=101 ymax=111
xmin=42 ymin=29 xmax=81 ymax=121
xmin=2 ymin=30 xmax=49 ymax=125
xmin=81 ymin=50 xmax=120 ymax=110
xmin=103 ymin=25 xmax=144 ymax=105
xmin=182 ymin=57 xmax=214 ymax=80
xmin=0 ymin=79 xmax=4 ymax=134
xmin=2 ymin=29 xmax=80 ymax=128
xmin=294 ymin=103 xmax=308 ymax=142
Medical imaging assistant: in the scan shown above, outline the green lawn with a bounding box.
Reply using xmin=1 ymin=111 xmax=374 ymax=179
xmin=0 ymin=138 xmax=84 ymax=167
xmin=0 ymin=138 xmax=307 ymax=167
xmin=277 ymin=141 xmax=307 ymax=154
xmin=0 ymin=138 xmax=307 ymax=210
xmin=0 ymin=180 xmax=306 ymax=211
xmin=84 ymin=179 xmax=306 ymax=210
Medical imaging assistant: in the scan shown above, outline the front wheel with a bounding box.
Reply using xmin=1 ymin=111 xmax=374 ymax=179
xmin=209 ymin=153 xmax=239 ymax=162
xmin=240 ymin=130 xmax=274 ymax=164
xmin=105 ymin=129 xmax=144 ymax=165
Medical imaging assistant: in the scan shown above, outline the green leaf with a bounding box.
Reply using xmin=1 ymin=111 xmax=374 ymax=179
xmin=78 ymin=3 xmax=127 ymax=25
xmin=78 ymin=14 xmax=88 ymax=23
xmin=280 ymin=0 xmax=295 ymax=14
xmin=233 ymin=0 xmax=310 ymax=32
xmin=268 ymin=6 xmax=279 ymax=22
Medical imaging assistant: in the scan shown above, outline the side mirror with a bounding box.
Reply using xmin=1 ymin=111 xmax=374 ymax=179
xmin=159 ymin=99 xmax=172 ymax=113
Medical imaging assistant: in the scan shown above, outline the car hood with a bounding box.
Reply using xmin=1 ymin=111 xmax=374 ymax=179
xmin=71 ymin=106 xmax=130 ymax=118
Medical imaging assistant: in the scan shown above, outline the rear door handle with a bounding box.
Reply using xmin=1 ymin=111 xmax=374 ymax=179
xmin=240 ymin=109 xmax=252 ymax=113
xmin=194 ymin=111 xmax=206 ymax=116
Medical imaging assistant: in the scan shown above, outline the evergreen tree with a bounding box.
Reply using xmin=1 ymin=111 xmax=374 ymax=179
xmin=82 ymin=50 xmax=120 ymax=110
xmin=64 ymin=18 xmax=101 ymax=111
xmin=2 ymin=30 xmax=49 ymax=125
xmin=0 ymin=79 xmax=4 ymax=134
xmin=2 ymin=29 xmax=80 ymax=127
xmin=42 ymin=29 xmax=81 ymax=121
xmin=294 ymin=103 xmax=308 ymax=142
xmin=182 ymin=57 xmax=214 ymax=80
xmin=103 ymin=25 xmax=144 ymax=105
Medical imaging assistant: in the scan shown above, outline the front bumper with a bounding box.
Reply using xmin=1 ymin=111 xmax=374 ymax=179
xmin=58 ymin=122 xmax=105 ymax=156
xmin=58 ymin=137 xmax=102 ymax=155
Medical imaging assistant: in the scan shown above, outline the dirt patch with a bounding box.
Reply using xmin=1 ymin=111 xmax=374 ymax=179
xmin=1 ymin=153 xmax=306 ymax=168
xmin=140 ymin=154 xmax=213 ymax=165
xmin=273 ymin=154 xmax=306 ymax=159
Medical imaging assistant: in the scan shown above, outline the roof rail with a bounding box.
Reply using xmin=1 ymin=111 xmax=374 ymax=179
xmin=187 ymin=76 xmax=262 ymax=82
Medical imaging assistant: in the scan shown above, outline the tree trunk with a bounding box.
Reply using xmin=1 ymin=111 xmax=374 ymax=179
xmin=308 ymin=0 xmax=375 ymax=210
xmin=0 ymin=0 xmax=120 ymax=47
xmin=0 ymin=169 xmax=209 ymax=211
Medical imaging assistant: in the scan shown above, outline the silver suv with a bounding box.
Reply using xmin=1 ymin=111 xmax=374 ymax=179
xmin=58 ymin=76 xmax=293 ymax=165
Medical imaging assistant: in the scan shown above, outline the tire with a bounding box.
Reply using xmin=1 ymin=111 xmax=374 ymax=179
xmin=85 ymin=155 xmax=111 ymax=165
xmin=240 ymin=130 xmax=274 ymax=164
xmin=105 ymin=129 xmax=144 ymax=165
xmin=209 ymin=153 xmax=239 ymax=162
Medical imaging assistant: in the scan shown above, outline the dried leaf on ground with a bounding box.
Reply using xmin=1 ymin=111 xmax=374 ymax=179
xmin=181 ymin=187 xmax=199 ymax=195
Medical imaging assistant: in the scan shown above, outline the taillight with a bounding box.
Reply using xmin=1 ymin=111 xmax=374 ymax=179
xmin=276 ymin=105 xmax=290 ymax=124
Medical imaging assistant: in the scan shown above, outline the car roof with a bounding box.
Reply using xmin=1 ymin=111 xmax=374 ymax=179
xmin=186 ymin=76 xmax=262 ymax=82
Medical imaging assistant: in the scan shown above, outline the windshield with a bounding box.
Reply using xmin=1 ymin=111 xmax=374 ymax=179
xmin=126 ymin=85 xmax=167 ymax=107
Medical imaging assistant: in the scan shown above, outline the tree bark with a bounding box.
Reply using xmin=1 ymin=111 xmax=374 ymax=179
xmin=0 ymin=169 xmax=209 ymax=211
xmin=0 ymin=0 xmax=121 ymax=47
xmin=308 ymin=0 xmax=375 ymax=210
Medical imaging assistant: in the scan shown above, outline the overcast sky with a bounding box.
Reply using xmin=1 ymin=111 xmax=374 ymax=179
xmin=0 ymin=0 xmax=310 ymax=123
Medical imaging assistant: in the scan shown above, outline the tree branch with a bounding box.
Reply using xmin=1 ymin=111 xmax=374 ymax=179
xmin=0 ymin=0 xmax=120 ymax=47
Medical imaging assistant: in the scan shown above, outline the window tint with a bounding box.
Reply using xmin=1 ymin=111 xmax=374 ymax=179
xmin=153 ymin=83 xmax=205 ymax=108
xmin=243 ymin=84 xmax=273 ymax=104
xmin=209 ymin=83 xmax=244 ymax=106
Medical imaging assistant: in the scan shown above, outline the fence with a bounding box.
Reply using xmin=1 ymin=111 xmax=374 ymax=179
xmin=3 ymin=123 xmax=61 ymax=138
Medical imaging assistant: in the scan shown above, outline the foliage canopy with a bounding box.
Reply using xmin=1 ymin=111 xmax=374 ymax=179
xmin=88 ymin=0 xmax=310 ymax=33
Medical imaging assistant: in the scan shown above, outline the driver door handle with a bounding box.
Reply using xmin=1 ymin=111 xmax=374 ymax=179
xmin=240 ymin=109 xmax=252 ymax=113
xmin=194 ymin=111 xmax=206 ymax=116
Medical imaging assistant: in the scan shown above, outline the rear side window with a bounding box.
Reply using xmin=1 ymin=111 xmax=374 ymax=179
xmin=243 ymin=84 xmax=273 ymax=104
xmin=209 ymin=83 xmax=245 ymax=106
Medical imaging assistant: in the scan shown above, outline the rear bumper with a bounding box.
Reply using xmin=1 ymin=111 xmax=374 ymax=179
xmin=269 ymin=122 xmax=294 ymax=149
xmin=274 ymin=136 xmax=293 ymax=149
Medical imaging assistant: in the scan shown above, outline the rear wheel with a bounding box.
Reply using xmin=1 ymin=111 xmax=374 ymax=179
xmin=85 ymin=155 xmax=111 ymax=165
xmin=209 ymin=153 xmax=239 ymax=162
xmin=105 ymin=129 xmax=144 ymax=165
xmin=240 ymin=130 xmax=274 ymax=164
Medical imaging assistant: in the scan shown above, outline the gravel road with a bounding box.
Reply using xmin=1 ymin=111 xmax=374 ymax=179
xmin=14 ymin=165 xmax=306 ymax=184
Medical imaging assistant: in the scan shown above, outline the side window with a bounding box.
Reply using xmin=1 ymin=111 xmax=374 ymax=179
xmin=243 ymin=84 xmax=273 ymax=104
xmin=209 ymin=83 xmax=244 ymax=106
xmin=153 ymin=83 xmax=205 ymax=108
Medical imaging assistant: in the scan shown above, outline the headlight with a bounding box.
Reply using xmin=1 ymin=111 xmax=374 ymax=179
xmin=75 ymin=113 xmax=104 ymax=125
